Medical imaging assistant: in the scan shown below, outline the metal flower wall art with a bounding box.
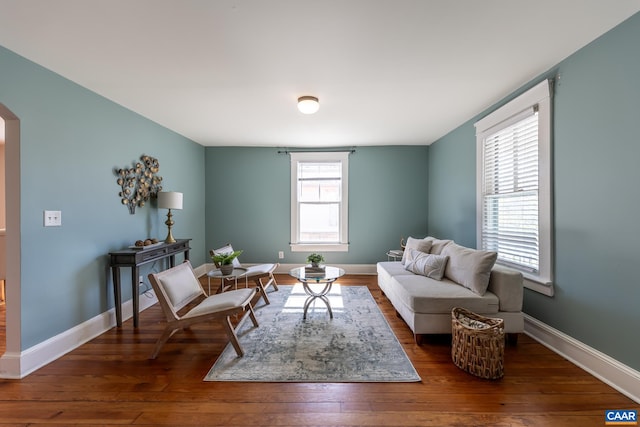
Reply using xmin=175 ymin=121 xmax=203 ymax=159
xmin=115 ymin=154 xmax=163 ymax=214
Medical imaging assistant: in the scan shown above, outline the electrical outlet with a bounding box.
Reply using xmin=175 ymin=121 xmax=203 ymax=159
xmin=139 ymin=275 xmax=144 ymax=286
xmin=43 ymin=210 xmax=62 ymax=227
xmin=278 ymin=251 xmax=284 ymax=259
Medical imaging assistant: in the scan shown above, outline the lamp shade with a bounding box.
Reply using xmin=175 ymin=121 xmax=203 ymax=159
xmin=297 ymin=96 xmax=319 ymax=114
xmin=157 ymin=191 xmax=183 ymax=210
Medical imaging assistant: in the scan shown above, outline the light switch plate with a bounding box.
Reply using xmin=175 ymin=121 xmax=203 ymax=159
xmin=44 ymin=210 xmax=62 ymax=227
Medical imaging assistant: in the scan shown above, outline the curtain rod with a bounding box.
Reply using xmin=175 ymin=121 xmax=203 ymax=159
xmin=277 ymin=148 xmax=356 ymax=154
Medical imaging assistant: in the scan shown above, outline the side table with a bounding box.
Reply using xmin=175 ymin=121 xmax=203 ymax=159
xmin=207 ymin=267 xmax=249 ymax=295
xmin=289 ymin=266 xmax=345 ymax=320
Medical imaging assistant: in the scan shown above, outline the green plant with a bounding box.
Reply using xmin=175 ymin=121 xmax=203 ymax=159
xmin=306 ymin=253 xmax=324 ymax=265
xmin=211 ymin=250 xmax=243 ymax=266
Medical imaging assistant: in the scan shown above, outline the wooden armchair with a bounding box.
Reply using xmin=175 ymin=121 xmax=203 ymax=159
xmin=147 ymin=261 xmax=258 ymax=359
xmin=209 ymin=243 xmax=279 ymax=304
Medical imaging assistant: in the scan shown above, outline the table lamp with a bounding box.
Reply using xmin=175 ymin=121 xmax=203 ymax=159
xmin=157 ymin=191 xmax=183 ymax=243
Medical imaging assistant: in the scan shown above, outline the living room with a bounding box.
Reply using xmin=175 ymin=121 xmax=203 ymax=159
xmin=0 ymin=1 xmax=638 ymax=422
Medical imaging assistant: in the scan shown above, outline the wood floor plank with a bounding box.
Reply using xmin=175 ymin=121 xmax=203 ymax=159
xmin=0 ymin=274 xmax=635 ymax=426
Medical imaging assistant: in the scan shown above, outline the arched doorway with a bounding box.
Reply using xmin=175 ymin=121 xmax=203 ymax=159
xmin=0 ymin=104 xmax=22 ymax=379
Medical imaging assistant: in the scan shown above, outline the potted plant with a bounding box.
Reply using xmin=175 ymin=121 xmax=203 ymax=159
xmin=306 ymin=253 xmax=324 ymax=268
xmin=211 ymin=249 xmax=243 ymax=275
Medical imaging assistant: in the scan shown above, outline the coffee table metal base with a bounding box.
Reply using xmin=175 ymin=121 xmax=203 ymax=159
xmin=302 ymin=280 xmax=335 ymax=320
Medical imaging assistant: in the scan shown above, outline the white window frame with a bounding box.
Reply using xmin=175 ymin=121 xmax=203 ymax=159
xmin=290 ymin=151 xmax=349 ymax=252
xmin=475 ymin=79 xmax=554 ymax=296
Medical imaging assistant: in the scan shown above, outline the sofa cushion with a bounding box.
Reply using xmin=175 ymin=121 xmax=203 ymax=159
xmin=424 ymin=237 xmax=453 ymax=255
xmin=377 ymin=261 xmax=415 ymax=282
xmin=401 ymin=237 xmax=432 ymax=265
xmin=404 ymin=250 xmax=448 ymax=280
xmin=392 ymin=274 xmax=499 ymax=315
xmin=441 ymin=243 xmax=497 ymax=295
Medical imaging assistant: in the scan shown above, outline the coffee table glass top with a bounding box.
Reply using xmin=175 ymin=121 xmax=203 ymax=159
xmin=289 ymin=266 xmax=345 ymax=282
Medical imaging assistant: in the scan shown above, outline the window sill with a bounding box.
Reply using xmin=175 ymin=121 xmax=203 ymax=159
xmin=523 ymin=276 xmax=554 ymax=297
xmin=290 ymin=243 xmax=349 ymax=252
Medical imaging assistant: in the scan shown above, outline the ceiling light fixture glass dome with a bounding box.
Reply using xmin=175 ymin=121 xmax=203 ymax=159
xmin=297 ymin=96 xmax=319 ymax=114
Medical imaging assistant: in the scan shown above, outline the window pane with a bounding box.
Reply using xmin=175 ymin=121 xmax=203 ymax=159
xmin=290 ymin=151 xmax=350 ymax=252
xmin=298 ymin=162 xmax=341 ymax=179
xmin=299 ymin=203 xmax=339 ymax=242
xmin=483 ymin=191 xmax=539 ymax=271
xmin=475 ymin=79 xmax=552 ymax=293
xmin=482 ymin=113 xmax=539 ymax=273
xmin=299 ymin=179 xmax=341 ymax=202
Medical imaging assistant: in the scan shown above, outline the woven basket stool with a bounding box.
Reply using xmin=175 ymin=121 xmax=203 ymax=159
xmin=451 ymin=307 xmax=504 ymax=380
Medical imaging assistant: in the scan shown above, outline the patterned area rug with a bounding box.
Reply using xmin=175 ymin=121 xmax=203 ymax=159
xmin=204 ymin=284 xmax=421 ymax=382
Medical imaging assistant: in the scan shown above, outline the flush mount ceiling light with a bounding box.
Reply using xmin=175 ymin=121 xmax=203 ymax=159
xmin=297 ymin=96 xmax=319 ymax=114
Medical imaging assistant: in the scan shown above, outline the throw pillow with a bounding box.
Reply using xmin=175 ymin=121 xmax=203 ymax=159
xmin=423 ymin=237 xmax=453 ymax=255
xmin=441 ymin=243 xmax=497 ymax=295
xmin=401 ymin=237 xmax=433 ymax=265
xmin=404 ymin=249 xmax=449 ymax=280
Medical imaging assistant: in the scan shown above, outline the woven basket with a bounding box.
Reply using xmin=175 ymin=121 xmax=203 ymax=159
xmin=451 ymin=307 xmax=505 ymax=379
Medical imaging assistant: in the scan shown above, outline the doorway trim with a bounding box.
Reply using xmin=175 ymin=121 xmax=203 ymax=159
xmin=0 ymin=103 xmax=22 ymax=378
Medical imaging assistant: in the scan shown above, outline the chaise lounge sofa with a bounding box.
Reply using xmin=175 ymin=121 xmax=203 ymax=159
xmin=377 ymin=236 xmax=524 ymax=344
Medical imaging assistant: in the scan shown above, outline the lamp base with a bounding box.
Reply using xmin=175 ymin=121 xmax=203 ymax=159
xmin=164 ymin=209 xmax=176 ymax=243
xmin=164 ymin=230 xmax=176 ymax=244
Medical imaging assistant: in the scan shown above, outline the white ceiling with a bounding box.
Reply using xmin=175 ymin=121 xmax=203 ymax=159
xmin=1 ymin=1 xmax=639 ymax=147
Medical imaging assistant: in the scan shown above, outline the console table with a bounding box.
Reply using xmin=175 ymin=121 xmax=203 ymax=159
xmin=109 ymin=238 xmax=191 ymax=327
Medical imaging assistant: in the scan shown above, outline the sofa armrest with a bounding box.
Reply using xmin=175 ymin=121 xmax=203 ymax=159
xmin=487 ymin=264 xmax=523 ymax=312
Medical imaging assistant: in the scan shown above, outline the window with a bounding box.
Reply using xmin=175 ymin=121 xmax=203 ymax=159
xmin=475 ymin=79 xmax=553 ymax=296
xmin=290 ymin=151 xmax=349 ymax=252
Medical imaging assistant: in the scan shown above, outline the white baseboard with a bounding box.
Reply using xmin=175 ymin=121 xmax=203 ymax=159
xmin=273 ymin=263 xmax=377 ymax=275
xmin=0 ymin=290 xmax=158 ymax=379
xmin=203 ymin=262 xmax=377 ymax=276
xmin=203 ymin=262 xmax=377 ymax=275
xmin=524 ymin=314 xmax=640 ymax=403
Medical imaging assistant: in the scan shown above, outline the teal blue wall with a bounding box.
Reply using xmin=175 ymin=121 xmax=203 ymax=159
xmin=427 ymin=124 xmax=476 ymax=247
xmin=427 ymin=13 xmax=640 ymax=371
xmin=205 ymin=146 xmax=429 ymax=265
xmin=0 ymin=46 xmax=206 ymax=349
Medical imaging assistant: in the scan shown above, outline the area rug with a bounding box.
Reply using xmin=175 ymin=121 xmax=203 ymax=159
xmin=204 ymin=284 xmax=421 ymax=382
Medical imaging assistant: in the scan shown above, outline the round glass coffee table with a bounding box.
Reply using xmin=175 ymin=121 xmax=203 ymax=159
xmin=289 ymin=266 xmax=345 ymax=319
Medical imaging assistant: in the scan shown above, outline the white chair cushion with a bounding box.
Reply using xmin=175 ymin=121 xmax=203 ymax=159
xmin=185 ymin=288 xmax=255 ymax=318
xmin=244 ymin=263 xmax=275 ymax=275
xmin=158 ymin=263 xmax=203 ymax=309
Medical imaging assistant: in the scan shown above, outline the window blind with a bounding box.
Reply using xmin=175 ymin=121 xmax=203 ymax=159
xmin=481 ymin=111 xmax=539 ymax=273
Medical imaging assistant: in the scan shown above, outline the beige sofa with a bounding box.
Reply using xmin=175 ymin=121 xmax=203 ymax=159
xmin=377 ymin=236 xmax=524 ymax=344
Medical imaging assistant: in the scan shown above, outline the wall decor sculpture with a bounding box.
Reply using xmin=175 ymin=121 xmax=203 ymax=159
xmin=115 ymin=154 xmax=163 ymax=214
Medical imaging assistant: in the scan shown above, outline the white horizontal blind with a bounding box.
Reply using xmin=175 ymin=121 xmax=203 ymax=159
xmin=482 ymin=111 xmax=539 ymax=273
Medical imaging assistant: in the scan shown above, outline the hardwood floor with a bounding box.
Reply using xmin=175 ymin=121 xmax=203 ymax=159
xmin=0 ymin=274 xmax=635 ymax=426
